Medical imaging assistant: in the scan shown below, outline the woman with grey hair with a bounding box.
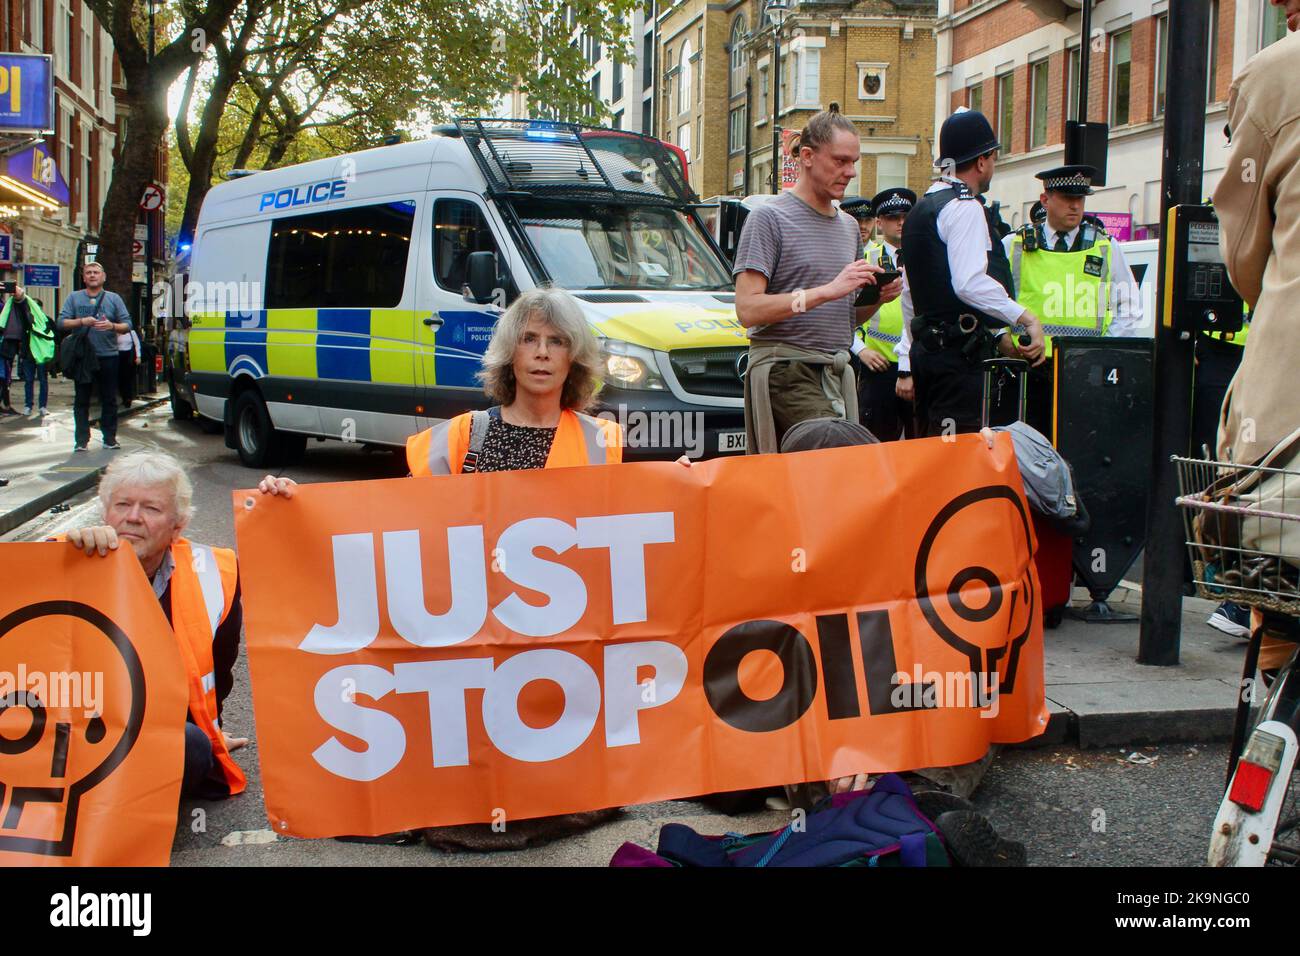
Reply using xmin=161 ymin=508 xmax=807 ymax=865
xmin=405 ymin=286 xmax=622 ymax=475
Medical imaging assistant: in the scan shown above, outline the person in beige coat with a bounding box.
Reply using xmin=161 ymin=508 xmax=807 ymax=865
xmin=1213 ymin=17 xmax=1300 ymax=466
xmin=1212 ymin=6 xmax=1299 ymax=670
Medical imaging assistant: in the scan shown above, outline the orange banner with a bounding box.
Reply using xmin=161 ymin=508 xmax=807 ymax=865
xmin=0 ymin=545 xmax=186 ymax=866
xmin=235 ymin=434 xmax=1048 ymax=838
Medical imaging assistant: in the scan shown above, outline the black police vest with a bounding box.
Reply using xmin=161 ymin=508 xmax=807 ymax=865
xmin=902 ymin=183 xmax=1015 ymax=328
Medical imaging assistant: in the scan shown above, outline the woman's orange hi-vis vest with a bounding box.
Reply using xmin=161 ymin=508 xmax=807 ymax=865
xmin=168 ymin=537 xmax=246 ymax=796
xmin=406 ymin=408 xmax=623 ymax=476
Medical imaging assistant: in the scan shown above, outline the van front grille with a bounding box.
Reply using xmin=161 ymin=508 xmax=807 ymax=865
xmin=669 ymin=347 xmax=746 ymax=399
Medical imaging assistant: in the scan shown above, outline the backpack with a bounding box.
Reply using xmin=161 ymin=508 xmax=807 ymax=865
xmin=58 ymin=326 xmax=99 ymax=383
xmin=609 ymin=774 xmax=950 ymax=868
xmin=994 ymin=420 xmax=1090 ymax=535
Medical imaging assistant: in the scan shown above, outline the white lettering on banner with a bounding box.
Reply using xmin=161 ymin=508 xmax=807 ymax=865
xmin=384 ymin=526 xmax=488 ymax=647
xmin=301 ymin=512 xmax=678 ymax=653
xmin=492 ymin=518 xmax=587 ymax=636
xmin=300 ymin=533 xmax=380 ymax=655
xmin=312 ymin=664 xmax=405 ymax=780
xmin=312 ymin=643 xmax=688 ymax=779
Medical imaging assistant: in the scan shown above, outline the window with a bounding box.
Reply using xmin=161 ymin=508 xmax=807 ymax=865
xmin=266 ymin=200 xmax=416 ymax=309
xmin=58 ymin=1 xmax=71 ymax=76
xmin=858 ymin=63 xmax=886 ymax=101
xmin=60 ymin=108 xmax=72 ymax=190
xmin=997 ymin=72 xmax=1014 ymax=153
xmin=798 ymin=48 xmax=820 ymax=105
xmin=1067 ymin=46 xmax=1080 ymax=121
xmin=643 ymin=31 xmax=653 ymax=88
xmin=730 ymin=16 xmax=747 ymax=97
xmin=641 ymin=98 xmax=651 ymax=135
xmin=758 ymin=66 xmax=769 ymax=118
xmin=876 ymin=154 xmax=908 ymax=193
xmin=779 ymin=50 xmax=788 ymax=109
xmin=613 ymin=60 xmax=624 ymax=101
xmin=81 ymin=126 xmax=91 ymax=227
xmin=678 ymin=122 xmax=691 ymax=162
xmin=1030 ymin=59 xmax=1049 ymax=149
xmin=30 ymin=0 xmax=43 ymax=51
xmin=729 ymin=105 xmax=747 ymax=154
xmin=81 ymin=19 xmax=93 ymax=94
xmin=1109 ymin=29 xmax=1131 ymax=127
xmin=432 ymin=200 xmax=502 ymax=296
xmin=612 ymin=109 xmax=623 ymax=130
xmin=1207 ymin=0 xmax=1220 ymax=102
xmin=678 ymin=39 xmax=692 ymax=114
xmin=1154 ymin=15 xmax=1168 ymax=117
xmin=590 ymin=73 xmax=600 ymax=115
xmin=1263 ymin=0 xmax=1289 ymax=49
xmin=967 ymin=83 xmax=982 ymax=114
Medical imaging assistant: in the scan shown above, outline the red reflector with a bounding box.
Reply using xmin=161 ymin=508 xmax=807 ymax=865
xmin=1229 ymin=760 xmax=1273 ymax=812
xmin=154 ymin=355 xmax=163 ymax=373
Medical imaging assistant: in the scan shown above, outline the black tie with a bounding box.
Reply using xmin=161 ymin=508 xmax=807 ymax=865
xmin=1054 ymin=234 xmax=1069 ymax=253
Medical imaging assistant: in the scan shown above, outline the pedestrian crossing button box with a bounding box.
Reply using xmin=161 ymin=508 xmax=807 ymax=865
xmin=1162 ymin=204 xmax=1243 ymax=335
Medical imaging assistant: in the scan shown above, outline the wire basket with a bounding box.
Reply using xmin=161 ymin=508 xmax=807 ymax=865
xmin=1175 ymin=455 xmax=1300 ymax=615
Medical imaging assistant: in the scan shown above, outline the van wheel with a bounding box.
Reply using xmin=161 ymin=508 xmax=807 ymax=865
xmin=169 ymin=375 xmax=194 ymax=421
xmin=233 ymin=389 xmax=287 ymax=468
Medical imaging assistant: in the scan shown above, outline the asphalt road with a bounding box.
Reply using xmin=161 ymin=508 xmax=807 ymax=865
xmin=13 ymin=405 xmax=1236 ymax=867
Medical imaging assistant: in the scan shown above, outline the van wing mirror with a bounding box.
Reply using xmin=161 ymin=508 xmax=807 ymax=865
xmin=465 ymin=251 xmax=501 ymax=305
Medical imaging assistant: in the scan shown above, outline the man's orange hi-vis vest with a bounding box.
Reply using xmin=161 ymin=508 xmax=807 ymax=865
xmin=169 ymin=537 xmax=246 ymax=796
xmin=406 ymin=408 xmax=623 ymax=476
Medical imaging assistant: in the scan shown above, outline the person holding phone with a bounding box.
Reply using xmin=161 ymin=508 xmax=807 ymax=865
xmin=852 ymin=187 xmax=916 ymax=440
xmin=59 ymin=261 xmax=132 ymax=450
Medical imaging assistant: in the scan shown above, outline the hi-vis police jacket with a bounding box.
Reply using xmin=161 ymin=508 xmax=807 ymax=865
xmin=854 ymin=240 xmax=905 ymax=364
xmin=169 ymin=538 xmax=246 ymax=796
xmin=406 ymin=409 xmax=623 ymax=476
xmin=1003 ymin=222 xmax=1143 ymax=356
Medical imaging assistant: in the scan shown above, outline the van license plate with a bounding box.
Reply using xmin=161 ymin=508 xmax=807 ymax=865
xmin=718 ymin=431 xmax=746 ymax=453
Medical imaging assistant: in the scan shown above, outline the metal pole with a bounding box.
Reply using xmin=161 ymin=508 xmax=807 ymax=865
xmin=1137 ymin=0 xmax=1210 ymax=666
xmin=145 ymin=1 xmax=155 ymax=348
xmin=1077 ymin=0 xmax=1091 ymax=123
xmin=771 ymin=18 xmax=781 ymax=194
xmin=744 ymin=75 xmax=752 ymax=195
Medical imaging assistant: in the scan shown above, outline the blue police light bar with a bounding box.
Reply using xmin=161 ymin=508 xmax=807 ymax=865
xmin=524 ymin=122 xmax=579 ymax=142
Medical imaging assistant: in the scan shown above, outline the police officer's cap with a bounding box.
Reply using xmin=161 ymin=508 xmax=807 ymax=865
xmin=869 ymin=187 xmax=917 ymax=218
xmin=839 ymin=196 xmax=874 ymax=219
xmin=936 ymin=108 xmax=999 ymax=168
xmin=1029 ymin=200 xmax=1046 ymax=224
xmin=1036 ymin=164 xmax=1096 ymax=196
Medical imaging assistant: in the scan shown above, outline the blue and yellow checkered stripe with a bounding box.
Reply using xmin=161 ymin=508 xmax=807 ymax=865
xmin=188 ymin=308 xmax=441 ymax=384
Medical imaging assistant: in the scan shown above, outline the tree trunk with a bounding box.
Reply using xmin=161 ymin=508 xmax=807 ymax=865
xmin=97 ymin=76 xmax=169 ymax=318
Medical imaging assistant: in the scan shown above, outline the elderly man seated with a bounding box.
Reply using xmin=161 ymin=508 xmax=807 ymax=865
xmin=64 ymin=451 xmax=248 ymax=800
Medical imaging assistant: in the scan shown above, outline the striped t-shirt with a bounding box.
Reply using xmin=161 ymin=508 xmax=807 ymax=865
xmin=731 ymin=191 xmax=861 ymax=353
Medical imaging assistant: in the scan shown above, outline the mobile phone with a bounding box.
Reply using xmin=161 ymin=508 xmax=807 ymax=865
xmin=0 ymin=281 xmax=16 ymax=294
xmin=854 ymin=270 xmax=902 ymax=307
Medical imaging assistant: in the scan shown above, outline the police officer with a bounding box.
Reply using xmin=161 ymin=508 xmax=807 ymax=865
xmin=851 ymin=187 xmax=916 ymax=440
xmin=1002 ymin=164 xmax=1143 ymax=436
xmin=840 ymin=196 xmax=876 ymax=253
xmin=897 ymin=109 xmax=1045 ymax=438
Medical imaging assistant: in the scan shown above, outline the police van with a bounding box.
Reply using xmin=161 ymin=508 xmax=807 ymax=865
xmin=169 ymin=118 xmax=747 ymax=466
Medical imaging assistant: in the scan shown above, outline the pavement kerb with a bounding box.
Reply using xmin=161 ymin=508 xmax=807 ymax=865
xmin=0 ymin=396 xmax=169 ymax=535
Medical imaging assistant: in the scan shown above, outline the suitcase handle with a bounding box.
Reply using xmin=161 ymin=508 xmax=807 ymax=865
xmin=982 ymin=357 xmax=1029 ymax=429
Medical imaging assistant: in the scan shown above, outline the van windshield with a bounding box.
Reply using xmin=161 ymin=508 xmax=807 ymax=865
xmin=512 ymin=199 xmax=732 ymax=292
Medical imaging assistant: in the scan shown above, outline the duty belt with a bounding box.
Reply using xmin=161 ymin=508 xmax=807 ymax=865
xmin=912 ymin=313 xmax=991 ymax=354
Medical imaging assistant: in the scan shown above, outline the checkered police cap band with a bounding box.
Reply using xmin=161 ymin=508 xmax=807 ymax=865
xmin=1046 ymin=172 xmax=1091 ymax=191
xmin=877 ymin=196 xmax=911 ymax=215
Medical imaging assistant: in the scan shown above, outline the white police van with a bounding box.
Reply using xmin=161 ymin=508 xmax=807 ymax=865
xmin=169 ymin=119 xmax=748 ymax=466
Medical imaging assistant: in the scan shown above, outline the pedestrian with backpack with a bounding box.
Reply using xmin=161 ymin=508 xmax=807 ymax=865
xmin=58 ymin=261 xmax=133 ymax=450
xmin=2 ymin=287 xmax=55 ymax=417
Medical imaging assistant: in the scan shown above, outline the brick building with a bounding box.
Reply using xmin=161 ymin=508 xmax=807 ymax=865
xmin=0 ymin=1 xmax=167 ymax=321
xmin=936 ymin=0 xmax=1291 ymax=236
xmin=656 ymin=0 xmax=938 ymax=201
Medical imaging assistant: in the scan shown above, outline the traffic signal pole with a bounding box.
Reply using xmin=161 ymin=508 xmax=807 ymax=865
xmin=1137 ymin=0 xmax=1212 ymax=665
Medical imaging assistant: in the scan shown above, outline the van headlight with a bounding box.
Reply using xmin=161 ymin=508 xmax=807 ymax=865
xmin=600 ymin=340 xmax=667 ymax=390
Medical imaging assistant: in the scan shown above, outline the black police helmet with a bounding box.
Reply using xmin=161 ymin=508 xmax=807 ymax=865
xmin=937 ymin=109 xmax=999 ymax=168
